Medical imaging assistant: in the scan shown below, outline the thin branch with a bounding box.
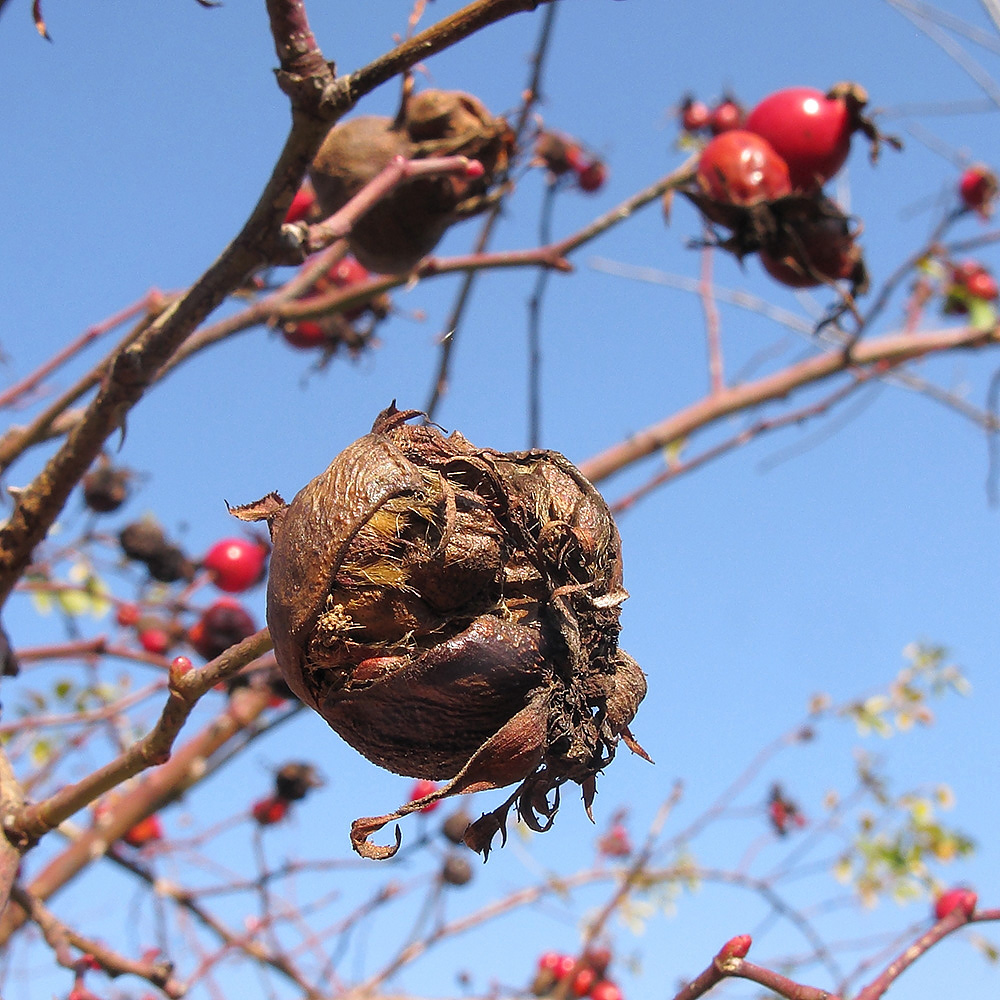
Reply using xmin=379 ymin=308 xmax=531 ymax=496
xmin=11 ymin=628 xmax=272 ymax=843
xmin=0 ymin=0 xmax=558 ymax=609
xmin=425 ymin=0 xmax=560 ymax=419
xmin=11 ymin=885 xmax=185 ymax=998
xmin=0 ymin=291 xmax=166 ymax=412
xmin=579 ymin=324 xmax=1000 ymax=486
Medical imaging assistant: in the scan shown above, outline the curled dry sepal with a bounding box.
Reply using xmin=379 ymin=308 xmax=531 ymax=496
xmin=231 ymin=405 xmax=648 ymax=859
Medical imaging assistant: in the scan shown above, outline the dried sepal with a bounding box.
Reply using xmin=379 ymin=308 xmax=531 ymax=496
xmin=238 ymin=405 xmax=648 ymax=859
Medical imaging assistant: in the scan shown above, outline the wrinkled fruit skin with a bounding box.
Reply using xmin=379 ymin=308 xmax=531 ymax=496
xmin=758 ymin=195 xmax=866 ymax=290
xmin=234 ymin=405 xmax=647 ymax=859
xmin=309 ymin=90 xmax=513 ymax=274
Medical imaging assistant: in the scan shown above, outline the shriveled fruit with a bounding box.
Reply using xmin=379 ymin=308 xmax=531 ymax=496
xmin=309 ymin=90 xmax=513 ymax=273
xmin=759 ymin=194 xmax=866 ymax=292
xmin=119 ymin=519 xmax=193 ymax=584
xmin=441 ymin=808 xmax=472 ymax=844
xmin=275 ymin=762 xmax=323 ymax=801
xmin=441 ymin=853 xmax=473 ymax=886
xmin=535 ymin=130 xmax=586 ymax=176
xmin=83 ymin=461 xmax=131 ymax=513
xmin=189 ymin=599 xmax=256 ymax=660
xmin=232 ymin=404 xmax=647 ymax=860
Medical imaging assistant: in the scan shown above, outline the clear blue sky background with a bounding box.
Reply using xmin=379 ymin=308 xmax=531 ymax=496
xmin=1 ymin=1 xmax=999 ymax=998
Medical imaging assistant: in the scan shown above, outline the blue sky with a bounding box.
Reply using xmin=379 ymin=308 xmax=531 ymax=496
xmin=1 ymin=1 xmax=999 ymax=998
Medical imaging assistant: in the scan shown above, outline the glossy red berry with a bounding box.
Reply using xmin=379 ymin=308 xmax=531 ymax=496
xmin=934 ymin=887 xmax=978 ymax=921
xmin=252 ymin=795 xmax=289 ymax=826
xmin=327 ymin=256 xmax=370 ymax=289
xmin=697 ymin=131 xmax=791 ymax=206
xmin=409 ymin=778 xmax=440 ymax=812
xmin=139 ymin=628 xmax=170 ymax=656
xmin=590 ymin=981 xmax=623 ymax=1000
xmin=709 ymin=97 xmax=744 ymax=135
xmin=745 ymin=87 xmax=853 ymax=191
xmin=170 ymin=655 xmax=193 ymax=677
xmin=681 ymin=96 xmax=711 ymax=133
xmin=959 ymin=164 xmax=998 ymax=218
xmin=202 ymin=537 xmax=267 ymax=593
xmin=537 ymin=952 xmax=577 ymax=980
xmin=577 ymin=160 xmax=607 ymax=193
xmin=123 ymin=814 xmax=163 ymax=848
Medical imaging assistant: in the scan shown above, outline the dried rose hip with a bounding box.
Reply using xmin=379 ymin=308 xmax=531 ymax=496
xmin=233 ymin=405 xmax=647 ymax=859
xmin=309 ymin=89 xmax=513 ymax=274
xmin=82 ymin=460 xmax=132 ymax=514
xmin=274 ymin=762 xmax=323 ymax=801
xmin=188 ymin=599 xmax=256 ymax=660
xmin=758 ymin=194 xmax=866 ymax=291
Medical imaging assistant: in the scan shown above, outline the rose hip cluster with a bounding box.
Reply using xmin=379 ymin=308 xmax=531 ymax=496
xmin=275 ymin=231 xmax=391 ymax=356
xmin=532 ymin=948 xmax=621 ymax=1000
xmin=681 ymin=84 xmax=899 ymax=293
xmin=113 ymin=524 xmax=267 ymax=662
xmin=678 ymin=93 xmax=745 ymax=137
xmin=534 ymin=130 xmax=608 ymax=192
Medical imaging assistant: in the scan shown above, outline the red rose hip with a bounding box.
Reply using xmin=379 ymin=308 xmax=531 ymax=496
xmin=697 ymin=131 xmax=792 ymax=206
xmin=745 ymin=86 xmax=856 ymax=191
xmin=934 ymin=887 xmax=978 ymax=921
xmin=203 ymin=538 xmax=267 ymax=593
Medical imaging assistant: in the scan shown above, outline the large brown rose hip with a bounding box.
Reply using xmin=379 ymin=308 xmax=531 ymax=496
xmin=233 ymin=405 xmax=647 ymax=859
xmin=308 ymin=89 xmax=513 ymax=274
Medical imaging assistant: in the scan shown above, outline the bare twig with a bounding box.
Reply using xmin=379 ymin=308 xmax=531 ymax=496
xmin=579 ymin=324 xmax=1000 ymax=486
xmin=11 ymin=884 xmax=185 ymax=998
